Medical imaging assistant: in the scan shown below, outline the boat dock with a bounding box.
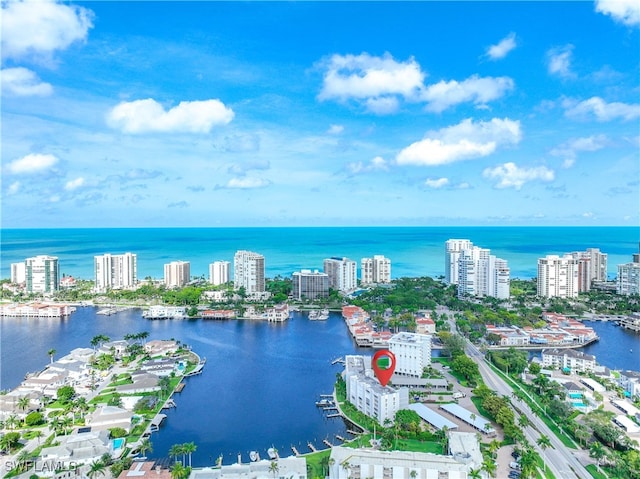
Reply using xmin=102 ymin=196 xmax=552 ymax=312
xmin=291 ymin=446 xmax=299 ymax=456
xmin=336 ymin=435 xmax=346 ymax=442
xmin=326 ymin=413 xmax=341 ymax=418
xmin=162 ymin=399 xmax=177 ymax=409
xmin=185 ymin=358 xmax=206 ymax=376
xmin=307 ymin=442 xmax=317 ymax=452
xmin=149 ymin=413 xmax=167 ymax=432
xmin=331 ymin=357 xmax=345 ymax=365
xmin=174 ymin=382 xmax=185 ymax=392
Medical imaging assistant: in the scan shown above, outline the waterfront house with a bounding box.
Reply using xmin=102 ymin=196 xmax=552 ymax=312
xmin=99 ymin=340 xmax=129 ymax=359
xmin=618 ymin=370 xmax=640 ymax=398
xmin=541 ymin=348 xmax=596 ymax=373
xmin=144 ymin=340 xmax=179 ymax=357
xmin=189 ymin=456 xmax=307 ymax=479
xmin=117 ymin=461 xmax=172 ymax=479
xmin=86 ymin=405 xmax=133 ymax=433
xmin=201 ymin=309 xmax=236 ymax=320
xmin=41 ymin=430 xmax=114 ymax=464
xmin=0 ymin=390 xmax=41 ymax=419
xmin=415 ymin=314 xmax=436 ymax=334
xmin=116 ymin=372 xmax=160 ymax=394
xmin=140 ymin=358 xmax=178 ymax=377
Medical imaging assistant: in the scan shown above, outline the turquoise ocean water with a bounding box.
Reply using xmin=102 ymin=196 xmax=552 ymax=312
xmin=1 ymin=226 xmax=638 ymax=280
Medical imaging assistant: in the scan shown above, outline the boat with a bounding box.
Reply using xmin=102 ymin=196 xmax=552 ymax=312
xmin=308 ymin=310 xmax=319 ymax=320
xmin=249 ymin=451 xmax=260 ymax=462
xmin=267 ymin=447 xmax=277 ymax=460
xmin=318 ymin=309 xmax=329 ymax=320
xmin=315 ymin=398 xmax=334 ymax=407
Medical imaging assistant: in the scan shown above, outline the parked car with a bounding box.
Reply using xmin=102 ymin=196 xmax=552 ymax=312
xmin=509 ymin=461 xmax=521 ymax=470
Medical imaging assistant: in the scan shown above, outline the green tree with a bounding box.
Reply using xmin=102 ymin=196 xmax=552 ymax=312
xmin=48 ymin=348 xmax=56 ymax=363
xmin=138 ymin=438 xmax=153 ymax=457
xmin=57 ymin=385 xmax=76 ymax=404
xmin=268 ymin=461 xmax=279 ymax=478
xmin=536 ymin=435 xmax=553 ymax=472
xmin=87 ymin=460 xmax=106 ymax=479
xmin=182 ymin=442 xmax=197 ymax=468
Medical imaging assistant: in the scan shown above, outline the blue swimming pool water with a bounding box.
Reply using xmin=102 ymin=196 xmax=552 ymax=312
xmin=113 ymin=438 xmax=125 ymax=449
xmin=569 ymin=393 xmax=582 ymax=399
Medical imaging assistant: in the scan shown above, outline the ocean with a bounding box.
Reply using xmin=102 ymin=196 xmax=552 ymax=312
xmin=1 ymin=226 xmax=638 ymax=280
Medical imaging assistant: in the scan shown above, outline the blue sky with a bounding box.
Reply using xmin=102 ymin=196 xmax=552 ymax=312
xmin=1 ymin=1 xmax=639 ymax=228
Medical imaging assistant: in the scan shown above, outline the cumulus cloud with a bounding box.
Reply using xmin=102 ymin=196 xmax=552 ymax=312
xmin=228 ymin=159 xmax=270 ymax=175
xmin=7 ymin=153 xmax=59 ymax=174
xmin=550 ymin=135 xmax=607 ymax=168
xmin=1 ymin=67 xmax=53 ymax=96
xmin=1 ymin=0 xmax=94 ymax=60
xmin=595 ymin=0 xmax=640 ymax=26
xmin=422 ymin=75 xmax=514 ymax=112
xmin=396 ymin=118 xmax=521 ymax=166
xmin=224 ymin=177 xmax=270 ymax=189
xmin=7 ymin=181 xmax=21 ymax=195
xmin=318 ymin=52 xmax=427 ymax=113
xmin=347 ymin=156 xmax=388 ymax=174
xmin=424 ymin=178 xmax=450 ymax=189
xmin=547 ymin=45 xmax=575 ymax=78
xmin=107 ymin=98 xmax=234 ymax=134
xmin=216 ymin=133 xmax=260 ymax=153
xmin=563 ymin=96 xmax=640 ymax=122
xmin=64 ymin=177 xmax=85 ymax=190
xmin=485 ymin=33 xmax=517 ymax=60
xmin=483 ymin=162 xmax=554 ymax=189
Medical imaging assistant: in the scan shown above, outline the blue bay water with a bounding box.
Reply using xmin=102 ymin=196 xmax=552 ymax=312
xmin=1 ymin=226 xmax=638 ymax=280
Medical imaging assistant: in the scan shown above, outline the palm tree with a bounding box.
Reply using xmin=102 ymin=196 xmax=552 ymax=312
xmin=88 ymin=460 xmax=106 ymax=479
xmin=590 ymin=441 xmax=607 ymax=471
xmin=17 ymin=396 xmax=30 ymax=420
xmin=169 ymin=444 xmax=184 ymax=466
xmin=487 ymin=439 xmax=501 ymax=459
xmin=481 ymin=457 xmax=497 ymax=478
xmin=518 ymin=414 xmax=530 ymax=429
xmin=340 ymin=460 xmax=351 ymax=478
xmin=183 ymin=442 xmax=197 ymax=467
xmin=48 ymin=348 xmax=56 ymax=364
xmin=468 ymin=468 xmax=482 ymax=479
xmin=138 ymin=438 xmax=153 ymax=457
xmin=170 ymin=462 xmax=187 ymax=479
xmin=536 ymin=434 xmax=553 ymax=472
xmin=268 ymin=461 xmax=279 ymax=478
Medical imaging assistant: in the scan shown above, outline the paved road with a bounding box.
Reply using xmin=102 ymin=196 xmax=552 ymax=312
xmin=467 ymin=341 xmax=593 ymax=479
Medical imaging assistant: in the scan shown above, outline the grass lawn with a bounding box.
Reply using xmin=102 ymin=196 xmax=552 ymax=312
xmin=537 ymin=456 xmax=556 ymax=479
xmin=304 ymin=449 xmax=331 ymax=479
xmin=394 ymin=438 xmax=443 ymax=454
xmin=586 ymin=464 xmax=608 ymax=479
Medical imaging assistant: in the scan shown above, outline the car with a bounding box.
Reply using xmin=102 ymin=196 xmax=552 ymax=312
xmin=509 ymin=473 xmax=521 ymax=479
xmin=511 ymin=450 xmax=521 ymax=459
xmin=509 ymin=461 xmax=522 ymax=470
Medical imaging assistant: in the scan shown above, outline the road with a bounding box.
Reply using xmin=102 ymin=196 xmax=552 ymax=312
xmin=467 ymin=340 xmax=593 ymax=479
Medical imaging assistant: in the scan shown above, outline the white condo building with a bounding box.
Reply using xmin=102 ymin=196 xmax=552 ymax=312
xmin=344 ymin=355 xmax=408 ymax=425
xmin=617 ymin=262 xmax=640 ymax=296
xmin=449 ymin=241 xmax=510 ymax=299
xmin=25 ymin=255 xmax=59 ymax=293
xmin=164 ymin=261 xmax=191 ymax=288
xmin=323 ymin=257 xmax=357 ymax=293
xmin=10 ymin=262 xmax=26 ymax=284
xmin=444 ymin=239 xmax=473 ymax=285
xmin=292 ymin=269 xmax=329 ymax=300
xmin=388 ymin=332 xmax=432 ymax=377
xmin=234 ymin=250 xmax=265 ymax=293
xmin=361 ymin=255 xmax=391 ymax=285
xmin=209 ymin=261 xmax=230 ymax=286
xmin=94 ymin=253 xmax=137 ymax=293
xmin=537 ymin=255 xmax=579 ymax=298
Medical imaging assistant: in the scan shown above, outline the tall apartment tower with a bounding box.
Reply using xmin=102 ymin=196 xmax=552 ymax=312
xmin=10 ymin=262 xmax=26 ymax=284
xmin=537 ymin=255 xmax=579 ymax=298
xmin=323 ymin=257 xmax=357 ymax=293
xmin=234 ymin=250 xmax=265 ymax=293
xmin=453 ymin=244 xmax=510 ymax=299
xmin=25 ymin=255 xmax=59 ymax=293
xmin=361 ymin=255 xmax=391 ymax=285
xmin=164 ymin=261 xmax=191 ymax=288
xmin=388 ymin=332 xmax=432 ymax=377
xmin=209 ymin=261 xmax=230 ymax=286
xmin=587 ymin=248 xmax=608 ymax=282
xmin=94 ymin=253 xmax=137 ymax=293
xmin=444 ymin=239 xmax=473 ymax=285
xmin=617 ymin=246 xmax=640 ymax=295
xmin=292 ymin=270 xmax=329 ymax=300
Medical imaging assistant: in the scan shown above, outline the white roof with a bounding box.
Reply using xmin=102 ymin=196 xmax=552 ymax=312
xmin=407 ymin=403 xmax=458 ymax=431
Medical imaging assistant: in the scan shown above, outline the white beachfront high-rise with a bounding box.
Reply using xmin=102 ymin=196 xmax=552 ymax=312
xmin=25 ymin=255 xmax=59 ymax=293
xmin=537 ymin=255 xmax=579 ymax=298
xmin=94 ymin=252 xmax=137 ymax=293
xmin=164 ymin=261 xmax=191 ymax=288
xmin=234 ymin=250 xmax=265 ymax=293
xmin=361 ymin=255 xmax=391 ymax=285
xmin=209 ymin=261 xmax=230 ymax=286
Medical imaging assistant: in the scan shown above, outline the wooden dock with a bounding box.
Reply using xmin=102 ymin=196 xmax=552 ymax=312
xmin=326 ymin=413 xmax=341 ymax=418
xmin=336 ymin=435 xmax=346 ymax=442
xmin=307 ymin=442 xmax=317 ymax=452
xmin=323 ymin=439 xmax=333 ymax=448
xmin=175 ymin=382 xmax=185 ymax=392
xmin=291 ymin=446 xmax=299 ymax=456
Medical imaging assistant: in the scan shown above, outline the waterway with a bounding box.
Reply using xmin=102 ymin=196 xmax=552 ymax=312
xmin=1 ymin=308 xmax=365 ymax=465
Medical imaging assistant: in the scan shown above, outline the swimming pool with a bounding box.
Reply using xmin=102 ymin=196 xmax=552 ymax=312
xmin=569 ymin=393 xmax=583 ymax=399
xmin=113 ymin=438 xmax=125 ymax=449
xmin=572 ymin=402 xmax=587 ymax=408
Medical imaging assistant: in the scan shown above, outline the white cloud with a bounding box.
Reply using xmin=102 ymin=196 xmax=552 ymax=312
xmin=550 ymin=135 xmax=607 ymax=168
xmin=7 ymin=182 xmax=21 ymax=195
xmin=563 ymin=96 xmax=640 ymax=122
xmin=425 ymin=177 xmax=449 ymax=189
xmin=1 ymin=0 xmax=94 ymax=60
xmin=1 ymin=67 xmax=53 ymax=96
xmin=485 ymin=33 xmax=517 ymax=60
xmin=547 ymin=45 xmax=574 ymax=78
xmin=347 ymin=156 xmax=388 ymax=174
xmin=318 ymin=52 xmax=425 ymax=113
xmin=327 ymin=124 xmax=344 ymax=135
xmin=396 ymin=118 xmax=521 ymax=166
xmin=595 ymin=0 xmax=640 ymax=26
xmin=483 ymin=162 xmax=555 ymax=189
xmin=64 ymin=177 xmax=85 ymax=190
xmin=422 ymin=75 xmax=514 ymax=112
xmin=107 ymin=98 xmax=234 ymax=134
xmin=7 ymin=153 xmax=58 ymax=174
xmin=226 ymin=177 xmax=270 ymax=189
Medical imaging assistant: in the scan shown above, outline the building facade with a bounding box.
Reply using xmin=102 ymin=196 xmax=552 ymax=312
xmin=323 ymin=257 xmax=357 ymax=293
xmin=452 ymin=244 xmax=510 ymax=299
xmin=537 ymin=255 xmax=579 ymax=298
xmin=25 ymin=255 xmax=59 ymax=293
xmin=361 ymin=255 xmax=391 ymax=284
xmin=10 ymin=262 xmax=26 ymax=284
xmin=388 ymin=332 xmax=432 ymax=377
xmin=292 ymin=269 xmax=329 ymax=300
xmin=541 ymin=348 xmax=596 ymax=372
xmin=233 ymin=250 xmax=265 ymax=293
xmin=164 ymin=261 xmax=191 ymax=288
xmin=94 ymin=253 xmax=137 ymax=293
xmin=444 ymin=239 xmax=473 ymax=285
xmin=617 ymin=262 xmax=640 ymax=296
xmin=208 ymin=261 xmax=230 ymax=286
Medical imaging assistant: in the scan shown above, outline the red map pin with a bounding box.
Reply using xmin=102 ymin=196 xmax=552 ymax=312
xmin=372 ymin=350 xmax=396 ymax=387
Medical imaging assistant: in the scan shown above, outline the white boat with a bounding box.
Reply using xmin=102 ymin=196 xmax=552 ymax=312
xmin=318 ymin=309 xmax=329 ymax=320
xmin=308 ymin=310 xmax=319 ymax=320
xmin=249 ymin=451 xmax=260 ymax=462
xmin=267 ymin=447 xmax=277 ymax=460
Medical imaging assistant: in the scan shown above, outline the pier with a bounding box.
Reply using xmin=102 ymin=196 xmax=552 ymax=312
xmin=291 ymin=446 xmax=299 ymax=456
xmin=336 ymin=435 xmax=346 ymax=442
xmin=322 ymin=439 xmax=333 ymax=448
xmin=162 ymin=399 xmax=177 ymax=409
xmin=326 ymin=413 xmax=341 ymax=418
xmin=174 ymin=382 xmax=185 ymax=392
xmin=307 ymin=442 xmax=317 ymax=452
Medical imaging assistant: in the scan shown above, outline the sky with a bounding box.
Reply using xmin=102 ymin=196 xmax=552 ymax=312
xmin=1 ymin=0 xmax=639 ymax=228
